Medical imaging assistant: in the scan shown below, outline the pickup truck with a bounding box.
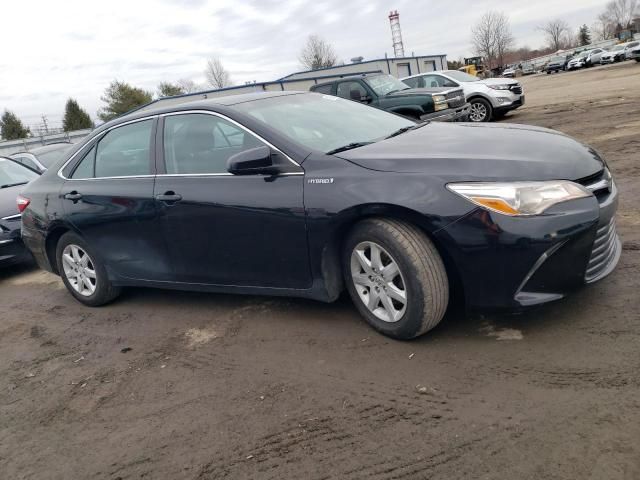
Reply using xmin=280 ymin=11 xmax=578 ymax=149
xmin=310 ymin=73 xmax=469 ymax=122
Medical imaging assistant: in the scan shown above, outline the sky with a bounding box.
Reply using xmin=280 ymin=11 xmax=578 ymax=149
xmin=0 ymin=0 xmax=607 ymax=129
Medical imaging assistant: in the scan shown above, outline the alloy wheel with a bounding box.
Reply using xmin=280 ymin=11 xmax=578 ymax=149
xmin=469 ymin=102 xmax=487 ymax=122
xmin=350 ymin=241 xmax=407 ymax=323
xmin=62 ymin=244 xmax=97 ymax=297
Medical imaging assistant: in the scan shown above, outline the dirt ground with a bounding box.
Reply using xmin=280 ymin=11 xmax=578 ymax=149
xmin=1 ymin=61 xmax=639 ymax=480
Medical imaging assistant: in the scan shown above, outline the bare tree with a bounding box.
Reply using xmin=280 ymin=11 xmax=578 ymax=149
xmin=205 ymin=57 xmax=232 ymax=89
xmin=298 ymin=35 xmax=337 ymax=70
xmin=592 ymin=13 xmax=617 ymax=40
xmin=471 ymin=12 xmax=513 ymax=69
xmin=539 ymin=19 xmax=571 ymax=51
xmin=604 ymin=0 xmax=638 ymax=28
xmin=177 ymin=78 xmax=200 ymax=93
xmin=494 ymin=13 xmax=515 ymax=68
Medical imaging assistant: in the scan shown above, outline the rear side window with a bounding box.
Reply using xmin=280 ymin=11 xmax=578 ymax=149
xmin=311 ymin=84 xmax=333 ymax=95
xmin=402 ymin=77 xmax=422 ymax=88
xmin=163 ymin=114 xmax=264 ymax=174
xmin=71 ymin=120 xmax=153 ymax=179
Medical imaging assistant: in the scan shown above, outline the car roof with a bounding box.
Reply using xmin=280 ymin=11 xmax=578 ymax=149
xmin=95 ymin=91 xmax=311 ymax=131
xmin=313 ymin=73 xmax=385 ymax=86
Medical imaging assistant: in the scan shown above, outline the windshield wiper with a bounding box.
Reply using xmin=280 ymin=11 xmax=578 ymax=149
xmin=326 ymin=142 xmax=373 ymax=155
xmin=385 ymin=121 xmax=430 ymax=139
xmin=0 ymin=181 xmax=28 ymax=189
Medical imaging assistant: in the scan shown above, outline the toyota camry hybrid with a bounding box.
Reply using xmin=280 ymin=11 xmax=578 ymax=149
xmin=19 ymin=91 xmax=619 ymax=339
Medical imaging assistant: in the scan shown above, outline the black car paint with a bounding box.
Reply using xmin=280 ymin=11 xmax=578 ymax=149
xmin=21 ymin=91 xmax=617 ymax=311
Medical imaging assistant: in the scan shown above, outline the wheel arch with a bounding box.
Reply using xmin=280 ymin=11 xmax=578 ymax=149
xmin=44 ymin=223 xmax=78 ymax=275
xmin=319 ymin=203 xmax=465 ymax=307
xmin=466 ymin=93 xmax=494 ymax=106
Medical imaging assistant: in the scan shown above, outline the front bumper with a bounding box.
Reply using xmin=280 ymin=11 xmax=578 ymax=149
xmin=421 ymin=103 xmax=470 ymax=122
xmin=435 ymin=177 xmax=619 ymax=310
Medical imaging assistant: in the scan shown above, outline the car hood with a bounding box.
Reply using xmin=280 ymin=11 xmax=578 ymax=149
xmin=385 ymin=88 xmax=434 ymax=98
xmin=337 ymin=122 xmax=604 ymax=182
xmin=478 ymin=78 xmax=517 ymax=86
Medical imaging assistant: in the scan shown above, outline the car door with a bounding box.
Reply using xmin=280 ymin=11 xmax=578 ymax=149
xmin=153 ymin=111 xmax=311 ymax=289
xmin=61 ymin=117 xmax=172 ymax=281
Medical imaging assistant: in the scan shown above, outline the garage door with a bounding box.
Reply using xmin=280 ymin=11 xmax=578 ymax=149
xmin=396 ymin=63 xmax=410 ymax=77
xmin=423 ymin=61 xmax=435 ymax=72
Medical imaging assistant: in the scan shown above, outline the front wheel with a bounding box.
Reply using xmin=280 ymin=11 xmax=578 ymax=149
xmin=56 ymin=232 xmax=121 ymax=306
xmin=343 ymin=218 xmax=449 ymax=340
xmin=469 ymin=98 xmax=493 ymax=122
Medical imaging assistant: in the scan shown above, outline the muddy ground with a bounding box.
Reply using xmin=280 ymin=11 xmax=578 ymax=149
xmin=1 ymin=61 xmax=639 ymax=480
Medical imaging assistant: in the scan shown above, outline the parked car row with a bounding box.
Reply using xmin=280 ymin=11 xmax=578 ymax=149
xmin=545 ymin=41 xmax=640 ymax=73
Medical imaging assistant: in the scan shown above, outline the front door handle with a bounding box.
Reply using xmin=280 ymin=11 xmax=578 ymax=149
xmin=155 ymin=192 xmax=182 ymax=204
xmin=64 ymin=191 xmax=83 ymax=201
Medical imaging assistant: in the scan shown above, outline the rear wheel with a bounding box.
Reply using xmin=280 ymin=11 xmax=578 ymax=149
xmin=469 ymin=98 xmax=492 ymax=122
xmin=343 ymin=218 xmax=449 ymax=340
xmin=56 ymin=232 xmax=121 ymax=306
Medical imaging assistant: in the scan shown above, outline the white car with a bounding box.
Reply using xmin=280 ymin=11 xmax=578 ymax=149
xmin=567 ymin=52 xmax=589 ymax=70
xmin=624 ymin=41 xmax=640 ymax=61
xmin=502 ymin=66 xmax=517 ymax=77
xmin=601 ymin=44 xmax=627 ymax=63
xmin=585 ymin=48 xmax=607 ymax=66
xmin=401 ymin=70 xmax=524 ymax=122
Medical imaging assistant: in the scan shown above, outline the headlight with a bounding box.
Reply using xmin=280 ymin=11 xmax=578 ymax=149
xmin=487 ymin=84 xmax=511 ymax=90
xmin=447 ymin=181 xmax=591 ymax=216
xmin=433 ymin=94 xmax=447 ymax=111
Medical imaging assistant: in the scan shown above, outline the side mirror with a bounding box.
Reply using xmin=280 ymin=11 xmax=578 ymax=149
xmin=227 ymin=146 xmax=279 ymax=175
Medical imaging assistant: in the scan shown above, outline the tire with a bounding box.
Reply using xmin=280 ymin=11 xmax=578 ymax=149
xmin=56 ymin=232 xmax=121 ymax=306
xmin=342 ymin=218 xmax=449 ymax=340
xmin=468 ymin=98 xmax=493 ymax=122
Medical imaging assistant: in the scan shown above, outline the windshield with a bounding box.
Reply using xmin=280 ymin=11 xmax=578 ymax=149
xmin=37 ymin=146 xmax=72 ymax=167
xmin=0 ymin=158 xmax=39 ymax=186
xmin=550 ymin=56 xmax=565 ymax=62
xmin=611 ymin=45 xmax=623 ymax=51
xmin=444 ymin=70 xmax=480 ymax=82
xmin=365 ymin=75 xmax=410 ymax=95
xmin=234 ymin=93 xmax=415 ymax=153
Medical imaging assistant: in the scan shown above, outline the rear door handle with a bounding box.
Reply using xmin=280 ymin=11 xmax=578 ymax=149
xmin=155 ymin=192 xmax=182 ymax=203
xmin=64 ymin=192 xmax=83 ymax=201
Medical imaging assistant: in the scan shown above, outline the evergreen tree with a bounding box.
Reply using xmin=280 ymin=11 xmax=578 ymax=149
xmin=97 ymin=80 xmax=153 ymax=122
xmin=62 ymin=98 xmax=94 ymax=131
xmin=0 ymin=110 xmax=30 ymax=140
xmin=157 ymin=82 xmax=185 ymax=97
xmin=579 ymin=24 xmax=592 ymax=46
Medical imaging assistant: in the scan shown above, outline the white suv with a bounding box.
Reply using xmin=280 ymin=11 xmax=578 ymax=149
xmin=401 ymin=70 xmax=524 ymax=122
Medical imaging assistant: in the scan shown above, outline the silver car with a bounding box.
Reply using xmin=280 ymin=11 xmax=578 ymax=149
xmin=585 ymin=48 xmax=607 ymax=66
xmin=401 ymin=70 xmax=524 ymax=122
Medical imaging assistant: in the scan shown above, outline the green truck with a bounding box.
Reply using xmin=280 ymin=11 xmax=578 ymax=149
xmin=310 ymin=73 xmax=470 ymax=122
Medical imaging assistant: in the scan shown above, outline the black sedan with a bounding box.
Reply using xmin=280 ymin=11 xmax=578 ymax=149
xmin=1 ymin=157 xmax=39 ymax=266
xmin=19 ymin=92 xmax=619 ymax=339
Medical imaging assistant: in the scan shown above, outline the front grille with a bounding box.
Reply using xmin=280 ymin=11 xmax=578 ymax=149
xmin=510 ymin=84 xmax=523 ymax=94
xmin=585 ymin=217 xmax=619 ymax=282
xmin=575 ymin=168 xmax=612 ymax=200
xmin=445 ymin=90 xmax=465 ymax=108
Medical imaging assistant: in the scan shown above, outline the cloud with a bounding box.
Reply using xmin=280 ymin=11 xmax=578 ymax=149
xmin=0 ymin=0 xmax=606 ymax=126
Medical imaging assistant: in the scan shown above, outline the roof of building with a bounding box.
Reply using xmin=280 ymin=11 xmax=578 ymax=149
xmin=279 ymin=54 xmax=447 ymax=80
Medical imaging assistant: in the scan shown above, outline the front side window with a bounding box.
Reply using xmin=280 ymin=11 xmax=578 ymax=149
xmin=163 ymin=114 xmax=264 ymax=174
xmin=336 ymin=81 xmax=368 ymax=101
xmin=234 ymin=93 xmax=415 ymax=153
